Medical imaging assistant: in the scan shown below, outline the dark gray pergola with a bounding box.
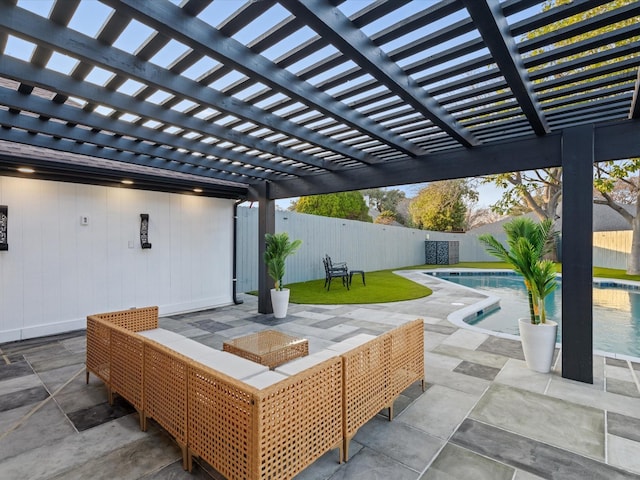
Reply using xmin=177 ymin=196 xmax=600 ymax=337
xmin=0 ymin=0 xmax=639 ymax=383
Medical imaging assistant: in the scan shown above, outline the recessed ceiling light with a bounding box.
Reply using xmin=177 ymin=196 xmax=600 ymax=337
xmin=18 ymin=167 xmax=35 ymax=173
xmin=193 ymin=188 xmax=203 ymax=193
xmin=121 ymin=179 xmax=134 ymax=185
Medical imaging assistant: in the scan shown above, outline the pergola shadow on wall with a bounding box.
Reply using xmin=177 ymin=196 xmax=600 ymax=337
xmin=0 ymin=0 xmax=639 ymax=383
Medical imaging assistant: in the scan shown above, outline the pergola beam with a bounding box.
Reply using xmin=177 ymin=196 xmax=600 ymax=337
xmin=0 ymin=86 xmax=291 ymax=181
xmin=631 ymin=68 xmax=640 ymax=119
xmin=103 ymin=0 xmax=424 ymax=158
xmin=0 ymin=113 xmax=253 ymax=184
xmin=461 ymin=0 xmax=549 ymax=136
xmin=280 ymin=0 xmax=479 ymax=149
xmin=0 ymin=58 xmax=338 ymax=177
xmin=0 ymin=3 xmax=373 ymax=167
xmin=265 ymin=120 xmax=640 ymax=200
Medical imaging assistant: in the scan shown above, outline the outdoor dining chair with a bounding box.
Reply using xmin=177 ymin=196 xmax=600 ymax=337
xmin=323 ymin=256 xmax=349 ymax=291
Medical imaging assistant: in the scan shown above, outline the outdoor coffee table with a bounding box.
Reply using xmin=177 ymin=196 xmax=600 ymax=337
xmin=223 ymin=330 xmax=309 ymax=369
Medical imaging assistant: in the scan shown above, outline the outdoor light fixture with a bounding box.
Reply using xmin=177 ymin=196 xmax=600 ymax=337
xmin=17 ymin=167 xmax=34 ymax=174
xmin=140 ymin=213 xmax=152 ymax=249
xmin=193 ymin=188 xmax=203 ymax=193
xmin=121 ymin=179 xmax=134 ymax=185
xmin=0 ymin=205 xmax=7 ymax=251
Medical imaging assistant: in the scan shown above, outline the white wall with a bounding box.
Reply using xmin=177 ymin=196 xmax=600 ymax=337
xmin=0 ymin=176 xmax=235 ymax=342
xmin=235 ymin=207 xmax=491 ymax=292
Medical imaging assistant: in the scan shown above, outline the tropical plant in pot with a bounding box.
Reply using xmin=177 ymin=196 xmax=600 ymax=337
xmin=478 ymin=217 xmax=559 ymax=373
xmin=264 ymin=232 xmax=302 ymax=318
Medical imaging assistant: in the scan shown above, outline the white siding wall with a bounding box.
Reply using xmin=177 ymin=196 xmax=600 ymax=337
xmin=0 ymin=176 xmax=235 ymax=342
xmin=235 ymin=208 xmax=506 ymax=292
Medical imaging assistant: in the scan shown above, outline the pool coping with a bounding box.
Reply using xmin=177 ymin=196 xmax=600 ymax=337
xmin=422 ymin=268 xmax=640 ymax=363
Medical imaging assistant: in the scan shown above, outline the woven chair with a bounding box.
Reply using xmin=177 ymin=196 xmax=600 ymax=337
xmin=323 ymin=256 xmax=349 ymax=290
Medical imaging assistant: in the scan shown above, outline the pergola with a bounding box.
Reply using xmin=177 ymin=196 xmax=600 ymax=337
xmin=0 ymin=0 xmax=639 ymax=383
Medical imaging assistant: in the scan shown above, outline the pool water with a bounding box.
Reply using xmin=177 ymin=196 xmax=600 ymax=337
xmin=432 ymin=273 xmax=640 ymax=358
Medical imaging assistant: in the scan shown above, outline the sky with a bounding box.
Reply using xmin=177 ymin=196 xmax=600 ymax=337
xmin=274 ymin=180 xmax=505 ymax=210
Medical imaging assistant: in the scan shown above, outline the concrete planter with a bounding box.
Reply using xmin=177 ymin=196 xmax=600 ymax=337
xmin=270 ymin=288 xmax=290 ymax=319
xmin=518 ymin=318 xmax=558 ymax=373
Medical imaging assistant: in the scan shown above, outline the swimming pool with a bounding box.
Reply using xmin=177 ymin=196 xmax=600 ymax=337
xmin=427 ymin=271 xmax=640 ymax=358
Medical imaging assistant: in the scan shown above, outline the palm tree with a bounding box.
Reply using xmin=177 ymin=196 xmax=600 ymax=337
xmin=478 ymin=217 xmax=558 ymax=324
xmin=264 ymin=232 xmax=302 ymax=291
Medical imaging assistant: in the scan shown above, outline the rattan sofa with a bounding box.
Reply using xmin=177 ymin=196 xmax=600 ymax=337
xmin=326 ymin=318 xmax=425 ymax=461
xmin=86 ymin=307 xmax=424 ymax=477
xmin=86 ymin=306 xmax=343 ymax=479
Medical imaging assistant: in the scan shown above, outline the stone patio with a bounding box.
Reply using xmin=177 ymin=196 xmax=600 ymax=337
xmin=1 ymin=273 xmax=639 ymax=479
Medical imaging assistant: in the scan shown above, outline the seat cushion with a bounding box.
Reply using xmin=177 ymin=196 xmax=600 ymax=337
xmin=169 ymin=338 xmax=268 ymax=380
xmin=326 ymin=333 xmax=377 ymax=353
xmin=138 ymin=328 xmax=188 ymax=346
xmin=274 ymin=349 xmax=336 ymax=376
xmin=242 ymin=370 xmax=288 ymax=389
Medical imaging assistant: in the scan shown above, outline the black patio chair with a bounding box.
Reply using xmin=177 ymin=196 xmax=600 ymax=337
xmin=323 ymin=256 xmax=349 ymax=291
xmin=325 ymin=254 xmax=347 ymax=270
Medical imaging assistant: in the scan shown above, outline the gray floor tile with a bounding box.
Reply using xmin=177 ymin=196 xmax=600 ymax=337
xmin=327 ymin=447 xmax=418 ymax=480
xmin=451 ymin=419 xmax=638 ymax=480
xmin=0 ymin=385 xmax=49 ymax=413
xmin=141 ymin=459 xmax=218 ymax=479
xmin=67 ymin=396 xmax=136 ymax=431
xmin=606 ymin=378 xmax=640 ymax=398
xmin=1 ymin=289 xmax=638 ymax=479
xmin=48 ymin=430 xmax=182 ymax=480
xmin=423 ymin=324 xmax=457 ymax=335
xmin=0 ymin=360 xmax=33 ymax=381
xmin=398 ymin=385 xmax=481 ymax=440
xmin=453 ymin=360 xmax=501 ymax=381
xmin=0 ymin=400 xmax=75 ymax=463
xmin=476 ymin=335 xmax=525 ymax=360
xmin=606 ymin=358 xmax=629 ymax=368
xmin=608 ymin=412 xmax=640 ymax=443
xmin=419 ymin=443 xmax=514 ymax=480
xmin=0 ymin=414 xmax=148 ymax=479
xmin=354 ymin=416 xmax=444 ymax=472
xmin=470 ymin=383 xmax=605 ymax=460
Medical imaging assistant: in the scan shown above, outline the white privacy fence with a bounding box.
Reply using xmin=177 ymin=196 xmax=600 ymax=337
xmin=236 ymin=207 xmax=634 ymax=292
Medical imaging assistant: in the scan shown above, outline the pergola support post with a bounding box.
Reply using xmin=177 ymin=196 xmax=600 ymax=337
xmin=561 ymin=125 xmax=594 ymax=383
xmin=257 ymin=183 xmax=275 ymax=314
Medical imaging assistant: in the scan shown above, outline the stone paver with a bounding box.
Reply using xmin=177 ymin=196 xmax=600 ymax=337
xmin=1 ymin=272 xmax=639 ymax=479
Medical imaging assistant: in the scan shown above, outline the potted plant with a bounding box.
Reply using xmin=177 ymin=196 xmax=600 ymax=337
xmin=478 ymin=217 xmax=559 ymax=373
xmin=264 ymin=232 xmax=302 ymax=318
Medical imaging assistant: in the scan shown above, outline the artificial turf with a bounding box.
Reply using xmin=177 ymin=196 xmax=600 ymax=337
xmin=287 ymin=269 xmax=432 ymax=305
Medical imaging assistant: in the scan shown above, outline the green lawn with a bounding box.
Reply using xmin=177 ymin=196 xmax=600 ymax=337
xmin=288 ymin=269 xmax=432 ymax=305
xmin=280 ymin=262 xmax=640 ymax=305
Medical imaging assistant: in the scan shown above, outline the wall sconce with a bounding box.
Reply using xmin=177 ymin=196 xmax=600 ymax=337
xmin=140 ymin=213 xmax=152 ymax=249
xmin=0 ymin=205 xmax=7 ymax=251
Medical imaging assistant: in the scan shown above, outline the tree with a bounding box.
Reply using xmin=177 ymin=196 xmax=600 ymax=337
xmin=374 ymin=210 xmax=397 ymax=225
xmin=292 ymin=191 xmax=372 ymax=222
xmin=465 ymin=206 xmax=504 ymax=231
xmin=362 ymin=188 xmax=407 ymax=224
xmin=482 ymin=0 xmax=640 ymax=271
xmin=482 ymin=168 xmax=562 ymax=221
xmin=594 ymin=163 xmax=640 ymax=273
xmin=409 ymin=179 xmax=477 ymax=231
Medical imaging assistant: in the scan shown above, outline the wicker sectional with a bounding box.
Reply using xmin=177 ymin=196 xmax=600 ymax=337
xmin=86 ymin=307 xmax=425 ymax=479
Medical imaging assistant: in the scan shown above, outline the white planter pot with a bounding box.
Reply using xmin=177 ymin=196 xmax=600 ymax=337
xmin=518 ymin=318 xmax=558 ymax=373
xmin=270 ymin=288 xmax=290 ymax=319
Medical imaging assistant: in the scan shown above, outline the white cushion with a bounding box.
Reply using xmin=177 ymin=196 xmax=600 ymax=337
xmin=275 ymin=349 xmax=336 ymax=376
xmin=140 ymin=328 xmax=269 ymax=380
xmin=242 ymin=371 xmax=288 ymax=389
xmin=169 ymin=338 xmax=268 ymax=379
xmin=326 ymin=333 xmax=377 ymax=353
xmin=138 ymin=328 xmax=187 ymax=346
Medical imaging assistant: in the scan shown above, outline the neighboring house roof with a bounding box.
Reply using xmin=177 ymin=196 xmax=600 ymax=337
xmin=468 ymin=203 xmax=635 ymax=235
